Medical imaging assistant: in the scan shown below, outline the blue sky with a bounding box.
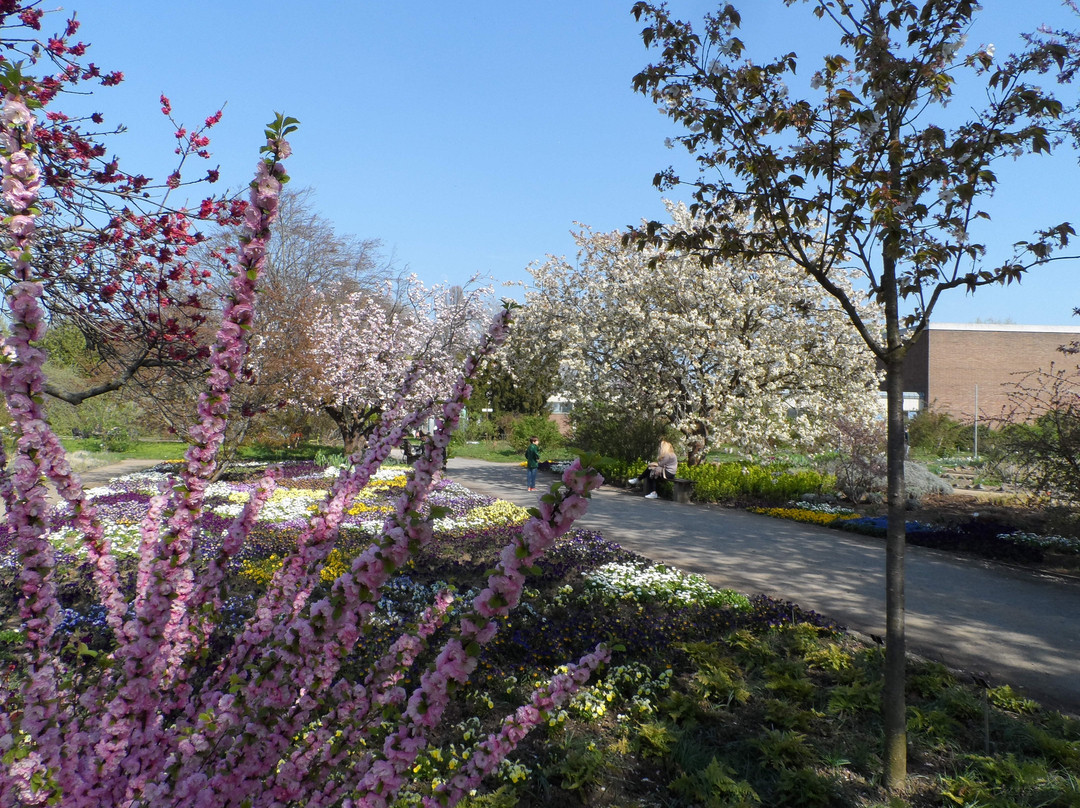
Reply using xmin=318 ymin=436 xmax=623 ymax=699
xmin=54 ymin=1 xmax=1080 ymax=325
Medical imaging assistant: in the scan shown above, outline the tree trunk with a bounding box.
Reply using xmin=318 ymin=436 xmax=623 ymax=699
xmin=682 ymin=421 xmax=708 ymax=466
xmin=323 ymin=404 xmax=368 ymax=456
xmin=883 ymin=355 xmax=908 ymax=792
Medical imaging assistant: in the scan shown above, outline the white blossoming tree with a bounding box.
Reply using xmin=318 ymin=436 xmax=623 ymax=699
xmin=292 ymin=277 xmax=492 ymax=453
xmin=523 ymin=202 xmax=882 ymax=464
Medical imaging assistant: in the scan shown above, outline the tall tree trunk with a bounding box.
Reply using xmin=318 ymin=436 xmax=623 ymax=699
xmin=883 ymin=354 xmax=908 ymax=792
xmin=882 ymin=117 xmax=909 ymax=793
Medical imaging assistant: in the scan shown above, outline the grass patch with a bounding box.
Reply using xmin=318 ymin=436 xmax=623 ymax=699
xmin=58 ymin=438 xmax=188 ymax=464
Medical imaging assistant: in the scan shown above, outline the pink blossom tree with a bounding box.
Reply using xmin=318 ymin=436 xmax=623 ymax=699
xmin=0 ymin=17 xmax=605 ymax=806
xmin=294 ymin=277 xmax=493 ymax=453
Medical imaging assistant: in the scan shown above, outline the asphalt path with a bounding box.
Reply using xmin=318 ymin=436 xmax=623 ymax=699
xmin=13 ymin=455 xmax=1079 ymax=714
xmin=445 ymin=457 xmax=1080 ymax=715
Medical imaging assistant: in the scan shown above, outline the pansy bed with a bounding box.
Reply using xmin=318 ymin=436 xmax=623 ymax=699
xmin=750 ymin=501 xmax=1080 ymax=565
xmin=0 ymin=460 xmax=799 ymax=688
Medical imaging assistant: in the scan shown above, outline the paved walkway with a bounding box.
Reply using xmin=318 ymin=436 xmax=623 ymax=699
xmin=445 ymin=457 xmax=1080 ymax=715
xmin=9 ymin=455 xmax=1078 ymax=714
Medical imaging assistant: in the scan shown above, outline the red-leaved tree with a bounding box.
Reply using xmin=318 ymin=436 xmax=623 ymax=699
xmin=0 ymin=5 xmax=245 ymax=407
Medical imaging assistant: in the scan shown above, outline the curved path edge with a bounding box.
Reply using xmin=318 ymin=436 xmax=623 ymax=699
xmin=9 ymin=455 xmax=1076 ymax=715
xmin=445 ymin=457 xmax=1080 ymax=716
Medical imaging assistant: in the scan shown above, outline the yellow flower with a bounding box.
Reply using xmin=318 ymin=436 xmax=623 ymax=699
xmin=748 ymin=506 xmax=857 ymax=526
xmin=320 ymin=549 xmax=350 ymax=582
xmin=238 ymin=554 xmax=285 ymax=585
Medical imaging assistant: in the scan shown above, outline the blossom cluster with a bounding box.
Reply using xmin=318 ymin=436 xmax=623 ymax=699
xmin=519 ymin=201 xmax=883 ymax=460
xmin=581 ymin=561 xmax=751 ymax=610
xmin=0 ymin=74 xmax=615 ymax=808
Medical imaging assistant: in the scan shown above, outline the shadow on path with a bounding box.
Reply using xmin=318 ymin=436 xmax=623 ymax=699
xmin=446 ymin=457 xmax=1080 ymax=715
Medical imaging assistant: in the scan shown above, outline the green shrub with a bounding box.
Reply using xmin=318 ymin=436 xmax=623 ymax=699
xmin=457 ymin=415 xmax=499 ymax=442
xmin=678 ymin=462 xmax=834 ymax=504
xmin=570 ymin=402 xmax=677 ymax=462
xmin=506 ymin=414 xmax=564 ymax=453
xmin=102 ymin=426 xmax=138 ymax=453
xmin=908 ymin=406 xmax=970 ymax=456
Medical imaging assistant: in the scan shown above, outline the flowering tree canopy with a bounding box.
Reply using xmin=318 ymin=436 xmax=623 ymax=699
xmin=0 ymin=6 xmax=245 ymax=407
xmin=0 ymin=84 xmax=605 ymax=808
xmin=141 ymin=189 xmax=399 ymax=453
xmin=525 ymin=203 xmax=882 ymax=464
xmin=629 ymin=0 xmax=1080 ymax=789
xmin=294 ymin=278 xmax=493 ymax=453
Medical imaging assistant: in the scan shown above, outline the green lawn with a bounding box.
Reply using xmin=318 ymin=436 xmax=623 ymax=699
xmin=59 ymin=438 xmax=188 ymax=463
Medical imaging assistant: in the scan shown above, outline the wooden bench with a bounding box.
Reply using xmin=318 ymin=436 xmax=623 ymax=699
xmin=671 ymin=477 xmax=694 ymax=504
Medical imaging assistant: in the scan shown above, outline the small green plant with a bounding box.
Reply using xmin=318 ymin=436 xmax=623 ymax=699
xmin=669 ymin=757 xmax=761 ymax=807
xmin=907 ymin=660 xmax=957 ymax=699
xmin=634 ymin=720 xmax=678 ymax=758
xmin=989 ymin=685 xmax=1041 ymax=715
xmin=805 ymin=642 xmax=853 ymax=674
xmin=725 ymin=629 xmax=779 ymax=669
xmin=907 ymin=707 xmax=962 ymax=748
xmin=313 ymin=448 xmax=346 ymax=468
xmin=550 ymin=734 xmax=609 ymax=792
xmin=827 ymin=681 xmax=882 ymax=719
xmin=773 ymin=767 xmax=841 ymax=808
xmin=763 ymin=699 xmax=819 ymax=732
xmin=754 ymin=728 xmax=817 ymax=770
xmin=0 ymin=628 xmax=25 ymax=665
xmin=455 ymin=785 xmax=519 ymax=808
xmin=764 ymin=660 xmax=816 ymax=702
xmin=692 ymin=662 xmax=752 ymax=709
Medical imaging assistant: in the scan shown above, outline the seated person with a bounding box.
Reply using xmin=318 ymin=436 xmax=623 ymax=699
xmin=628 ymin=440 xmax=678 ymax=499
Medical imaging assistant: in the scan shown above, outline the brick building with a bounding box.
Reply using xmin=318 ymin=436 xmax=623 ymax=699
xmin=899 ymin=323 xmax=1080 ymax=422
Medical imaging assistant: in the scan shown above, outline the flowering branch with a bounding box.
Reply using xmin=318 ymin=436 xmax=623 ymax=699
xmin=0 ymin=70 xmax=612 ymax=805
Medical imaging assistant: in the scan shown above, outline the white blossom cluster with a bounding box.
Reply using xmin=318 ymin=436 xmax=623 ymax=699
xmin=519 ymin=201 xmax=883 ymax=457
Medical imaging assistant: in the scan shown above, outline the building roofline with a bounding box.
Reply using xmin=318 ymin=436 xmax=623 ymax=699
xmin=928 ymin=322 xmax=1080 ymax=334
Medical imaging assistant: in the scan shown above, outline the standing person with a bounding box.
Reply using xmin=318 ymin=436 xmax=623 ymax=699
xmin=525 ymin=435 xmax=541 ymax=491
xmin=628 ymin=440 xmax=678 ymax=499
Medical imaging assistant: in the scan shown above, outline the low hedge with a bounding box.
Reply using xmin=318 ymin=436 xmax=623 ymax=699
xmin=594 ymin=457 xmax=835 ymax=504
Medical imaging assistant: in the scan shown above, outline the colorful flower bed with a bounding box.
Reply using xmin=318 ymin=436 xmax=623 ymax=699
xmin=748 ymin=501 xmax=1075 ymax=566
xmin=3 ymin=460 xmax=1076 ymax=806
xmin=748 ymin=505 xmax=860 ymax=527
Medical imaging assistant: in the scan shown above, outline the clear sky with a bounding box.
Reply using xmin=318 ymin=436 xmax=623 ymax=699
xmin=51 ymin=1 xmax=1080 ymax=325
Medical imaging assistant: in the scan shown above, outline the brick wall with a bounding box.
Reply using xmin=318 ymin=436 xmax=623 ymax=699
xmin=903 ymin=325 xmax=1080 ymax=422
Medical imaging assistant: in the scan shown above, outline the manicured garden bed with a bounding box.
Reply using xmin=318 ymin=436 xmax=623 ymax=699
xmin=750 ymin=501 xmax=1080 ymax=572
xmin=2 ymin=461 xmax=1078 ymax=807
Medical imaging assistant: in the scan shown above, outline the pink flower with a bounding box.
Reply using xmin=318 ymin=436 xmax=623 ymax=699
xmin=6 ymin=151 xmax=39 ymax=182
xmin=1 ymin=96 xmax=33 ymax=128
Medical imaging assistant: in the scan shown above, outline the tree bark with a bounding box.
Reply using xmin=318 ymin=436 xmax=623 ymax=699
xmin=323 ymin=404 xmax=370 ymax=456
xmin=883 ymin=354 xmax=908 ymax=792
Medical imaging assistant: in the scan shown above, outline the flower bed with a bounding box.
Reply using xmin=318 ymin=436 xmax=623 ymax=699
xmin=747 ymin=500 xmax=1073 ymax=566
xmin=7 ymin=461 xmax=1078 ymax=807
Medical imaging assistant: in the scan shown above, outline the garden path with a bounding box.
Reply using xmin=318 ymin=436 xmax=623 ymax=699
xmin=445 ymin=457 xmax=1080 ymax=716
xmin=12 ymin=456 xmax=1077 ymax=715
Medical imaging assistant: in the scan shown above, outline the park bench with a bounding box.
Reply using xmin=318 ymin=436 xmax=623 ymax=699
xmin=670 ymin=477 xmax=694 ymax=504
xmin=402 ymin=440 xmax=422 ymax=464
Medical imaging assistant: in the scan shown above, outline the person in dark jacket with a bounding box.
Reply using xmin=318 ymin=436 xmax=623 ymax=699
xmin=525 ymin=436 xmax=541 ymax=491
